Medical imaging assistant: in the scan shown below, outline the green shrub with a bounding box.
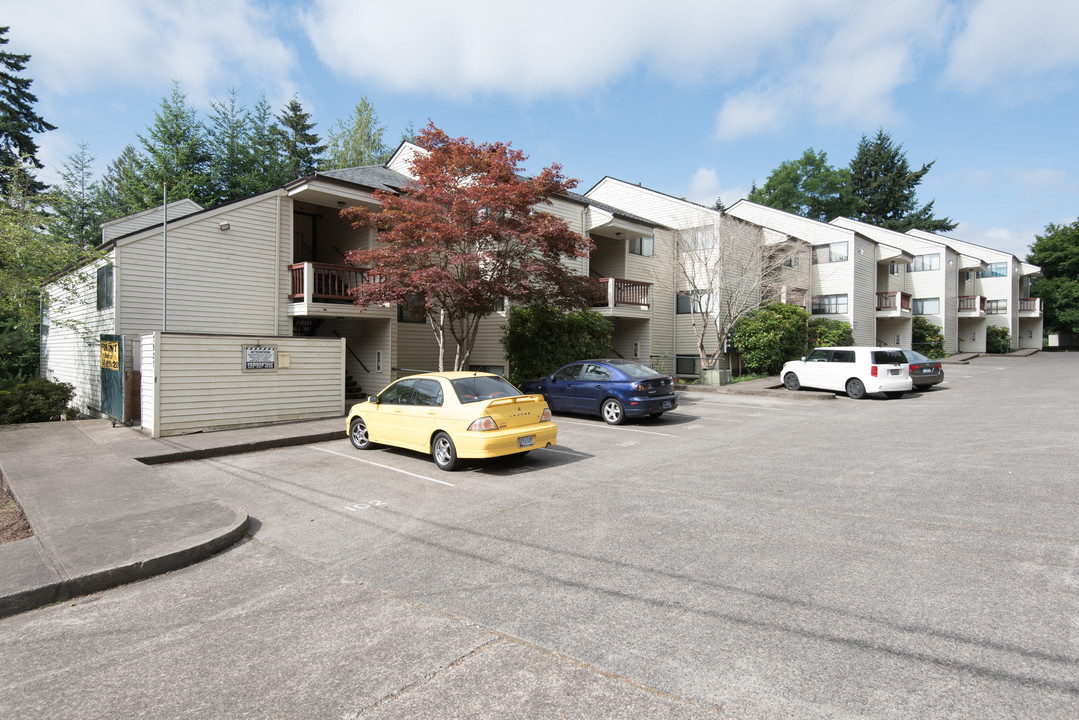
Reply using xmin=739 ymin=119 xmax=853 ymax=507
xmin=986 ymin=325 xmax=1011 ymax=354
xmin=501 ymin=306 xmax=613 ymax=385
xmin=0 ymin=377 xmax=75 ymax=424
xmin=731 ymin=303 xmax=809 ymax=375
xmin=912 ymin=316 xmax=945 ymax=358
xmin=807 ymin=317 xmax=853 ymax=349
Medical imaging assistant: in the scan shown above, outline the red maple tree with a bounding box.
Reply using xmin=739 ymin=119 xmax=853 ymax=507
xmin=343 ymin=123 xmax=595 ymax=371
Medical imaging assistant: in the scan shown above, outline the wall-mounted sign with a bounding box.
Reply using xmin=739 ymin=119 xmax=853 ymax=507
xmin=243 ymin=345 xmax=277 ymax=371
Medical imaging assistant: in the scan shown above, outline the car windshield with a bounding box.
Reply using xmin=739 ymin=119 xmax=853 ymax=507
xmin=872 ymin=350 xmax=907 ymax=365
xmin=617 ymin=362 xmax=662 ymax=379
xmin=451 ymin=375 xmax=521 ymax=404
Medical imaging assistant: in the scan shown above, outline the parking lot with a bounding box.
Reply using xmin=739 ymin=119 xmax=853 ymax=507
xmin=2 ymin=353 xmax=1078 ymax=718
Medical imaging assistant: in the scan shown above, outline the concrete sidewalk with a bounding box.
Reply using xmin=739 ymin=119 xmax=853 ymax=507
xmin=0 ymin=416 xmax=344 ymax=618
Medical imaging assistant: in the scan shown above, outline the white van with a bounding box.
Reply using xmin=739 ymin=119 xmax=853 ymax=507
xmin=781 ymin=346 xmax=911 ymax=399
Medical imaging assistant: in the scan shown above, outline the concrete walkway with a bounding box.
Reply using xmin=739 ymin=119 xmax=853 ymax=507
xmin=0 ymin=417 xmax=343 ymax=618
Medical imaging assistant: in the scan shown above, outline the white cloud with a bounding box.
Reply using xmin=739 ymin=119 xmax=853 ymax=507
xmin=953 ymin=223 xmax=1037 ymax=259
xmin=685 ymin=167 xmax=746 ymax=209
xmin=5 ymin=0 xmax=298 ymax=106
xmin=945 ymin=0 xmax=1079 ymax=94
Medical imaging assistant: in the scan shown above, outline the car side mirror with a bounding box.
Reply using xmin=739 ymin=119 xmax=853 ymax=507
xmin=368 ymin=395 xmax=378 ymax=404
xmin=800 ymin=356 xmax=806 ymax=362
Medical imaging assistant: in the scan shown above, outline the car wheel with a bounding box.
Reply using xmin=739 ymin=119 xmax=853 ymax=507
xmin=349 ymin=417 xmax=373 ymax=450
xmin=845 ymin=378 xmax=867 ymax=400
xmin=431 ymin=432 xmax=458 ymax=471
xmin=783 ymin=373 xmax=801 ymax=391
xmin=884 ymin=391 xmax=905 ymax=399
xmin=601 ymin=398 xmax=625 ymax=425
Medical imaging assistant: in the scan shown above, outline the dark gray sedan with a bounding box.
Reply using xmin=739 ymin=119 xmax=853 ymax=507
xmin=901 ymin=349 xmax=944 ymax=389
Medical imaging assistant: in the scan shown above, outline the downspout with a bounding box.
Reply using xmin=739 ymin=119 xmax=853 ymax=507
xmin=274 ymin=191 xmax=282 ymax=335
xmin=162 ymin=183 xmax=168 ymax=332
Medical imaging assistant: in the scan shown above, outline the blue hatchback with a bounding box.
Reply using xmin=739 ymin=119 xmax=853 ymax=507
xmin=518 ymin=360 xmax=677 ymax=425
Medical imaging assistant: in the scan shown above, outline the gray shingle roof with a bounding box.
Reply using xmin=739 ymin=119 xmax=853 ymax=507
xmin=316 ymin=165 xmax=412 ymax=193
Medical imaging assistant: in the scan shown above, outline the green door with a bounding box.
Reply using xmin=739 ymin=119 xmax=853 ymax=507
xmin=100 ymin=334 xmax=123 ymax=421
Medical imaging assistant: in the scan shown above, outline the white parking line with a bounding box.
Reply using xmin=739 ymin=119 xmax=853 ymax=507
xmin=309 ymin=446 xmax=456 ymax=487
xmin=556 ymin=420 xmax=677 ymax=437
xmin=667 ymin=413 xmax=740 ymax=423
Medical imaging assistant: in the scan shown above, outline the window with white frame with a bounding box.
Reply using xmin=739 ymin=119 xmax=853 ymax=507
xmin=812 ymin=294 xmax=848 ymax=314
xmin=629 ymin=235 xmax=654 ymax=257
xmin=676 ymin=290 xmax=708 ymax=314
xmin=907 ymin=253 xmax=940 ymax=272
xmin=987 ymin=299 xmax=1007 ymax=314
xmin=912 ymin=297 xmax=940 ymax=315
xmin=889 ymin=263 xmax=901 ymax=276
xmin=97 ymin=264 xmax=114 ymax=310
xmin=978 ymin=262 xmax=1007 ymax=278
xmin=812 ymin=242 xmax=848 ymax=264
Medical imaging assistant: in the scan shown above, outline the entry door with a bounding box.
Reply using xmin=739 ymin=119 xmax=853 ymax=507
xmin=99 ymin=334 xmax=124 ymax=420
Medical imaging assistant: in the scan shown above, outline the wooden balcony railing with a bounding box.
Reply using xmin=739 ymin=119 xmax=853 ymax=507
xmin=876 ymin=290 xmax=911 ymax=311
xmin=959 ymin=295 xmax=986 ymax=313
xmin=592 ymin=277 xmax=651 ymax=308
xmin=1019 ymin=297 xmax=1042 ymax=313
xmin=289 ymin=262 xmax=376 ymax=303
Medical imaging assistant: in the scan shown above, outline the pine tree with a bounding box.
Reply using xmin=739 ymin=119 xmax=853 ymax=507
xmin=207 ymin=88 xmax=254 ymax=205
xmin=243 ymin=94 xmax=291 ymax=193
xmin=0 ymin=27 xmax=55 ymax=195
xmin=95 ymin=145 xmax=143 ymax=224
xmin=323 ymin=97 xmax=388 ymax=169
xmin=133 ymin=82 xmax=213 ymax=208
xmin=51 ymin=141 xmax=102 ymax=248
xmin=848 ymin=130 xmax=956 ymax=232
xmin=273 ymin=95 xmax=325 ymax=179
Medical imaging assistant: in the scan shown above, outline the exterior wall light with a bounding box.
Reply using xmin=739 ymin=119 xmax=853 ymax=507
xmin=219 ymin=221 xmax=231 ymax=231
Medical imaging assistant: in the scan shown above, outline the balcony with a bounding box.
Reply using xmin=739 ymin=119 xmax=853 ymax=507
xmin=959 ymin=295 xmax=987 ymax=318
xmin=876 ymin=290 xmax=911 ymax=318
xmin=287 ymin=262 xmax=392 ymax=319
xmin=1019 ymin=297 xmax=1043 ymax=317
xmin=592 ymin=277 xmax=651 ymax=317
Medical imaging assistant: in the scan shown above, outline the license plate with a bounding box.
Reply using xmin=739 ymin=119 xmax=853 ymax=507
xmin=518 ymin=436 xmax=534 ymax=448
xmin=889 ymin=368 xmax=901 ymax=375
xmin=662 ymin=400 xmax=673 ymax=409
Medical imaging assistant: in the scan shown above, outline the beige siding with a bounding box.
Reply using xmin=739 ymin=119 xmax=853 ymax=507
xmin=115 ymin=192 xmax=287 ymax=337
xmin=41 ymin=259 xmax=116 ymax=415
xmin=101 ymin=199 xmax=202 ymax=244
xmin=141 ymin=334 xmax=157 ymax=436
xmin=852 ymin=236 xmax=876 ymax=346
xmin=147 ymin=333 xmax=344 ymax=437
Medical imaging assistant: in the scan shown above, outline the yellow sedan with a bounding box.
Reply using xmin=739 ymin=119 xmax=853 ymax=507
xmin=346 ymin=372 xmax=557 ymax=471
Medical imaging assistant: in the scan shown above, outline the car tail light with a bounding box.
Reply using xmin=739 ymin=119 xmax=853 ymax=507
xmin=540 ymin=408 xmax=552 ymax=422
xmin=871 ymin=365 xmax=879 ymax=377
xmin=633 ymin=382 xmax=646 ymax=391
xmin=467 ymin=417 xmax=498 ymax=431
xmin=934 ymin=363 xmax=941 ymax=371
xmin=910 ymin=364 xmax=921 ymax=371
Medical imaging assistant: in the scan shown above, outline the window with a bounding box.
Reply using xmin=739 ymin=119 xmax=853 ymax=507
xmin=889 ymin=263 xmax=901 ymax=276
xmin=468 ymin=364 xmax=506 ymax=376
xmin=629 ymin=234 xmax=654 ymax=257
xmin=97 ymin=264 xmax=114 ymax=310
xmin=811 ymin=294 xmax=848 ymax=315
xmin=676 ymin=291 xmax=707 ymax=314
xmin=978 ymin=262 xmax=1007 ymax=278
xmin=397 ymin=294 xmax=426 ymax=323
xmin=491 ymin=297 xmax=505 ymax=313
xmin=872 ymin=349 xmax=907 ymax=365
xmin=675 ymin=356 xmax=698 ymax=375
xmin=987 ymin=299 xmax=1007 ymax=314
xmin=812 ymin=242 xmax=848 ymax=264
xmin=379 ymin=379 xmax=417 ymax=405
xmin=552 ymin=364 xmax=583 ymax=382
xmin=806 ymin=349 xmax=831 ymax=362
xmin=907 ymin=254 xmax=940 ymax=272
xmin=831 ymin=350 xmax=855 ymax=363
xmin=582 ymin=363 xmax=613 ymax=381
xmin=411 ymin=379 xmax=444 ymax=407
xmin=912 ymin=297 xmax=940 ymax=315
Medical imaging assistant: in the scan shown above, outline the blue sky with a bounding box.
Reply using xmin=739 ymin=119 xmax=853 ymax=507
xmin=8 ymin=0 xmax=1079 ymax=259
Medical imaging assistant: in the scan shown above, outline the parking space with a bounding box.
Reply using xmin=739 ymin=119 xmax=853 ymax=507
xmin=5 ymin=353 xmax=1077 ymax=718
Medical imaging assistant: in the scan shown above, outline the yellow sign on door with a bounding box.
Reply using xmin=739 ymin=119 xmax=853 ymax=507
xmin=100 ymin=341 xmax=120 ymax=371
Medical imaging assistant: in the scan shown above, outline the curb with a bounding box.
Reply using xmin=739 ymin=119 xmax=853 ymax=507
xmin=135 ymin=431 xmax=345 ymax=465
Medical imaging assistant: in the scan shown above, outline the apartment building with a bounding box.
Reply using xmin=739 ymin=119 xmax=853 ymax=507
xmin=907 ymin=230 xmax=1043 ymax=351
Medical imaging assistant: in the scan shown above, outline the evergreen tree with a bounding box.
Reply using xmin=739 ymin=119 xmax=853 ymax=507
xmin=133 ymin=82 xmax=213 ymax=208
xmin=848 ymin=130 xmax=956 ymax=232
xmin=273 ymin=95 xmax=325 ymax=179
xmin=323 ymin=97 xmax=388 ymax=169
xmin=243 ymin=94 xmax=291 ymax=193
xmin=0 ymin=27 xmax=55 ymax=195
xmin=52 ymin=141 xmax=102 ymax=248
xmin=95 ymin=145 xmax=143 ymax=224
xmin=207 ymin=88 xmax=254 ymax=204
